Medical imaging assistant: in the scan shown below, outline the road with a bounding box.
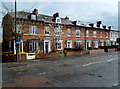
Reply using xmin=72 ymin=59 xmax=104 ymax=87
xmin=1 ymin=52 xmax=119 ymax=87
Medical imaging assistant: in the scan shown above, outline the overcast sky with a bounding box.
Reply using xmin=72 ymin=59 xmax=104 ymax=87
xmin=0 ymin=0 xmax=119 ymax=38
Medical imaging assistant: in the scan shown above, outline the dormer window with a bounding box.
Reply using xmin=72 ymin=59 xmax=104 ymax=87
xmin=31 ymin=14 xmax=37 ymax=20
xmin=76 ymin=20 xmax=80 ymax=25
xmin=56 ymin=17 xmax=61 ymax=23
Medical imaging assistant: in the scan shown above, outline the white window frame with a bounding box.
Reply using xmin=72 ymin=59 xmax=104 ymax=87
xmin=93 ymin=41 xmax=98 ymax=48
xmin=106 ymin=32 xmax=108 ymax=38
xmin=16 ymin=24 xmax=22 ymax=34
xmin=100 ymin=32 xmax=102 ymax=38
xmin=115 ymin=32 xmax=118 ymax=38
xmin=29 ymin=25 xmax=38 ymax=35
xmin=105 ymin=40 xmax=109 ymax=46
xmin=110 ymin=32 xmax=113 ymax=38
xmin=75 ymin=40 xmax=82 ymax=47
xmin=29 ymin=40 xmax=38 ymax=51
xmin=86 ymin=30 xmax=89 ymax=37
xmin=67 ymin=28 xmax=71 ymax=36
xmin=100 ymin=40 xmax=104 ymax=46
xmin=54 ymin=27 xmax=62 ymax=36
xmin=93 ymin=31 xmax=97 ymax=37
xmin=55 ymin=40 xmax=63 ymax=50
xmin=67 ymin=40 xmax=72 ymax=48
xmin=44 ymin=27 xmax=50 ymax=35
xmin=76 ymin=30 xmax=81 ymax=37
xmin=31 ymin=14 xmax=36 ymax=20
xmin=56 ymin=17 xmax=61 ymax=23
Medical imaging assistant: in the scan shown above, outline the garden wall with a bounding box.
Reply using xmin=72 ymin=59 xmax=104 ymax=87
xmin=66 ymin=51 xmax=85 ymax=56
xmin=106 ymin=48 xmax=117 ymax=52
xmin=35 ymin=52 xmax=60 ymax=59
xmin=90 ymin=49 xmax=104 ymax=54
xmin=2 ymin=54 xmax=26 ymax=62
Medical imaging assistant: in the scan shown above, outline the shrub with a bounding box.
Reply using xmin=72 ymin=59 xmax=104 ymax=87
xmin=3 ymin=51 xmax=13 ymax=54
xmin=87 ymin=47 xmax=93 ymax=50
xmin=59 ymin=52 xmax=65 ymax=57
xmin=64 ymin=47 xmax=82 ymax=51
xmin=50 ymin=50 xmax=56 ymax=53
xmin=99 ymin=45 xmax=118 ymax=49
xmin=18 ymin=52 xmax=26 ymax=54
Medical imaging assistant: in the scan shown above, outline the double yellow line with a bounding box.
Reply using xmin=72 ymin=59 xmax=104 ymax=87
xmin=1 ymin=61 xmax=53 ymax=70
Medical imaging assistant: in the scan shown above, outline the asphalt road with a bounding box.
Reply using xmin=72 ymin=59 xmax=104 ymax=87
xmin=1 ymin=52 xmax=119 ymax=87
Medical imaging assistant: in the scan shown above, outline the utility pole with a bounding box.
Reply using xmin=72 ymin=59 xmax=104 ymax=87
xmin=15 ymin=0 xmax=18 ymax=61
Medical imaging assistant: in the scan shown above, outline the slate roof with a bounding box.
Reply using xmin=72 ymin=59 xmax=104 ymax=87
xmin=7 ymin=11 xmax=74 ymax=25
xmin=6 ymin=11 xmax=118 ymax=31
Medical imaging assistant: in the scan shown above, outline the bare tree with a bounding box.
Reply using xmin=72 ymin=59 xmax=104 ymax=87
xmin=49 ymin=24 xmax=63 ymax=52
xmin=1 ymin=1 xmax=38 ymax=61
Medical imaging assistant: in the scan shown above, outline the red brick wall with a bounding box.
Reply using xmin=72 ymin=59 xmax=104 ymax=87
xmin=107 ymin=48 xmax=117 ymax=52
xmin=3 ymin=16 xmax=111 ymax=53
xmin=2 ymin=54 xmax=26 ymax=62
xmin=35 ymin=52 xmax=60 ymax=59
xmin=90 ymin=49 xmax=104 ymax=54
xmin=21 ymin=24 xmax=111 ymax=52
xmin=66 ymin=51 xmax=85 ymax=56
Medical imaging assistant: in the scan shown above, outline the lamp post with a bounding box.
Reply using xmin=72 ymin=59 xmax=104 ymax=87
xmin=15 ymin=0 xmax=18 ymax=61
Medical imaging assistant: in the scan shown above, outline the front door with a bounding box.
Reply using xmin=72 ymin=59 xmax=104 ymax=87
xmin=87 ymin=42 xmax=89 ymax=49
xmin=45 ymin=42 xmax=49 ymax=53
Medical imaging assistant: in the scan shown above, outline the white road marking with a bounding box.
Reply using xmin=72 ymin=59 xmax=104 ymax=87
xmin=82 ymin=58 xmax=117 ymax=67
xmin=38 ymin=72 xmax=46 ymax=75
xmin=113 ymin=81 xmax=118 ymax=86
xmin=76 ymin=65 xmax=80 ymax=67
xmin=106 ymin=59 xmax=116 ymax=62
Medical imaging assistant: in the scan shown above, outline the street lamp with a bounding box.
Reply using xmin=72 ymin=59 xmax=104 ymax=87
xmin=15 ymin=0 xmax=18 ymax=61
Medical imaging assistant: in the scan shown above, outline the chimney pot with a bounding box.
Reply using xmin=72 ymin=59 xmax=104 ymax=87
xmin=65 ymin=16 xmax=69 ymax=20
xmin=32 ymin=9 xmax=38 ymax=15
xmin=53 ymin=12 xmax=59 ymax=17
xmin=97 ymin=21 xmax=102 ymax=24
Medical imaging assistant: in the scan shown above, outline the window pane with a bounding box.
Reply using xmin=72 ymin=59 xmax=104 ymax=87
xmin=31 ymin=15 xmax=36 ymax=20
xmin=16 ymin=24 xmax=22 ymax=34
xmin=67 ymin=29 xmax=71 ymax=35
xmin=76 ymin=30 xmax=80 ymax=36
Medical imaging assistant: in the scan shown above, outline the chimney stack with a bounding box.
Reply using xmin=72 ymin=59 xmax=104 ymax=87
xmin=89 ymin=23 xmax=94 ymax=27
xmin=103 ymin=25 xmax=106 ymax=29
xmin=32 ymin=9 xmax=38 ymax=15
xmin=97 ymin=21 xmax=102 ymax=25
xmin=53 ymin=12 xmax=59 ymax=17
xmin=108 ymin=26 xmax=112 ymax=29
xmin=65 ymin=16 xmax=69 ymax=20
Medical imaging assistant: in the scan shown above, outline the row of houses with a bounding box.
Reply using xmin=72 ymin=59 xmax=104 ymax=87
xmin=2 ymin=9 xmax=119 ymax=54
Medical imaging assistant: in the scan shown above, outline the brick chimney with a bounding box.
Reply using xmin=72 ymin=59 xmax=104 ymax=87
xmin=97 ymin=21 xmax=102 ymax=25
xmin=32 ymin=9 xmax=38 ymax=15
xmin=53 ymin=12 xmax=59 ymax=17
xmin=65 ymin=16 xmax=69 ymax=20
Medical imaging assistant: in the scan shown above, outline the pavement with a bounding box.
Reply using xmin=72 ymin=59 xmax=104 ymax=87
xmin=1 ymin=52 xmax=120 ymax=88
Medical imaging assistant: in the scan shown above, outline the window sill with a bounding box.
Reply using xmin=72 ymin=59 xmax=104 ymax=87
xmin=67 ymin=35 xmax=71 ymax=37
xmin=29 ymin=34 xmax=38 ymax=35
xmin=45 ymin=34 xmax=50 ymax=36
xmin=76 ymin=36 xmax=80 ymax=37
xmin=56 ymin=49 xmax=62 ymax=51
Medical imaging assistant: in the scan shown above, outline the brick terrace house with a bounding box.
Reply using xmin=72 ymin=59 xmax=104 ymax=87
xmin=2 ymin=9 xmax=119 ymax=54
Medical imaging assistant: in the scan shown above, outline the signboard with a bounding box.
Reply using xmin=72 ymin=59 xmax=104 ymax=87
xmin=16 ymin=41 xmax=22 ymax=44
